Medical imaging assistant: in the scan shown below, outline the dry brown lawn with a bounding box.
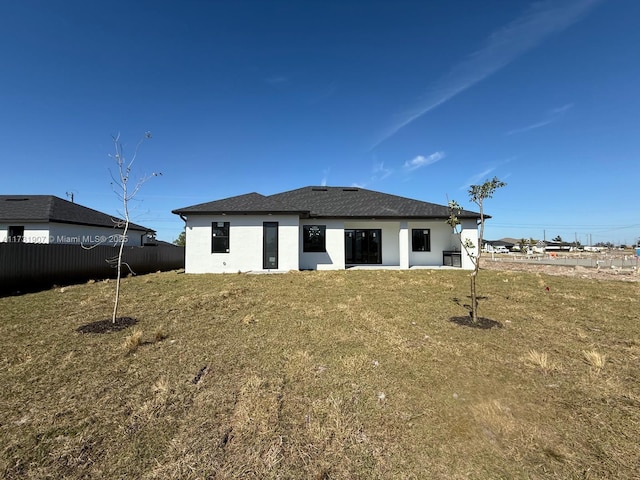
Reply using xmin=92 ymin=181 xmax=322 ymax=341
xmin=1 ymin=268 xmax=639 ymax=479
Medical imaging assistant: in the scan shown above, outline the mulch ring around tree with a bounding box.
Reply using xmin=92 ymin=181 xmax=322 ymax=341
xmin=449 ymin=316 xmax=503 ymax=329
xmin=77 ymin=317 xmax=138 ymax=334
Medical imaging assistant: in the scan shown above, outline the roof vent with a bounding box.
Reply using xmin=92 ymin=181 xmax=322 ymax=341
xmin=311 ymin=187 xmax=328 ymax=191
xmin=342 ymin=188 xmax=359 ymax=192
xmin=5 ymin=198 xmax=29 ymax=201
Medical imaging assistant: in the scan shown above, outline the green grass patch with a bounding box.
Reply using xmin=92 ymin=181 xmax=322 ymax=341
xmin=1 ymin=269 xmax=639 ymax=478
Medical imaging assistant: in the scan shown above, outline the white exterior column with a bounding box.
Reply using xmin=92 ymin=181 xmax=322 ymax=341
xmin=460 ymin=219 xmax=479 ymax=270
xmin=399 ymin=221 xmax=409 ymax=269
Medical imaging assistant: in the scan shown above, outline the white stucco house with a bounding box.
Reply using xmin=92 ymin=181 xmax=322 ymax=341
xmin=172 ymin=186 xmax=482 ymax=273
xmin=0 ymin=195 xmax=155 ymax=246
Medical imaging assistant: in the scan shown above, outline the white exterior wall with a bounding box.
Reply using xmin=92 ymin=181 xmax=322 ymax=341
xmin=0 ymin=222 xmax=145 ymax=246
xmin=0 ymin=223 xmax=50 ymax=243
xmin=181 ymin=215 xmax=478 ymax=273
xmin=299 ymin=219 xmax=345 ymax=270
xmin=184 ymin=214 xmax=300 ymax=273
xmin=344 ymin=220 xmax=400 ymax=266
xmin=408 ymin=220 xmax=455 ymax=267
xmin=399 ymin=221 xmax=409 ymax=269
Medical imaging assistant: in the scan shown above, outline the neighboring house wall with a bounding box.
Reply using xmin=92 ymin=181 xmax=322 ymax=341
xmin=185 ymin=214 xmax=300 ymax=273
xmin=0 ymin=223 xmax=50 ymax=243
xmin=0 ymin=222 xmax=146 ymax=246
xmin=49 ymin=223 xmax=146 ymax=246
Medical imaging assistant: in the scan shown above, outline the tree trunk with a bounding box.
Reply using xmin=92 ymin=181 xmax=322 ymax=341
xmin=112 ymin=221 xmax=129 ymax=323
xmin=470 ymin=270 xmax=478 ymax=323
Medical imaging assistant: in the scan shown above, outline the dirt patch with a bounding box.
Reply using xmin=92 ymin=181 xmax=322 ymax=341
xmin=481 ymin=259 xmax=640 ymax=282
xmin=77 ymin=316 xmax=138 ymax=334
xmin=449 ymin=316 xmax=503 ymax=329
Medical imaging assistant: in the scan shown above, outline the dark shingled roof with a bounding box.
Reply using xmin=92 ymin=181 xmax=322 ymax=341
xmin=173 ymin=186 xmax=481 ymax=219
xmin=172 ymin=192 xmax=304 ymax=215
xmin=0 ymin=195 xmax=153 ymax=232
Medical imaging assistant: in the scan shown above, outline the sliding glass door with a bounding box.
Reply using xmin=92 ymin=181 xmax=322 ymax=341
xmin=345 ymin=229 xmax=381 ymax=264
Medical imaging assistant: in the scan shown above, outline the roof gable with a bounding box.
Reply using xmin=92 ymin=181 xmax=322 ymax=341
xmin=172 ymin=186 xmax=481 ymax=219
xmin=0 ymin=195 xmax=152 ymax=231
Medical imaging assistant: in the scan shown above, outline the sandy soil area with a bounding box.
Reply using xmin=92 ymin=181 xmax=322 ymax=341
xmin=480 ymin=258 xmax=640 ymax=283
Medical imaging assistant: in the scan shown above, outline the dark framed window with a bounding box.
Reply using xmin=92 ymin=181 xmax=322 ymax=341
xmin=263 ymin=222 xmax=278 ymax=269
xmin=303 ymin=225 xmax=326 ymax=252
xmin=212 ymin=221 xmax=230 ymax=253
xmin=412 ymin=229 xmax=431 ymax=252
xmin=8 ymin=226 xmax=25 ymax=243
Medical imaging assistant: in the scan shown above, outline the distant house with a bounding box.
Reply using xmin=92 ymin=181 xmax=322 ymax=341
xmin=172 ymin=186 xmax=483 ymax=273
xmin=0 ymin=195 xmax=154 ymax=246
xmin=545 ymin=241 xmax=573 ymax=252
xmin=484 ymin=239 xmax=516 ymax=252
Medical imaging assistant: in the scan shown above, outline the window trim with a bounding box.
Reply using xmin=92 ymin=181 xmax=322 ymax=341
xmin=411 ymin=228 xmax=431 ymax=252
xmin=303 ymin=224 xmax=327 ymax=253
xmin=211 ymin=221 xmax=230 ymax=253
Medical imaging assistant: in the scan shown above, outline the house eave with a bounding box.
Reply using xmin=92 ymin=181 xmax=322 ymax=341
xmin=0 ymin=218 xmax=153 ymax=232
xmin=307 ymin=214 xmax=481 ymax=221
xmin=171 ymin=211 xmax=482 ymax=222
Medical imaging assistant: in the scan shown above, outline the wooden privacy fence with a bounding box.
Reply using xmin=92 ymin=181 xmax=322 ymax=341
xmin=0 ymin=243 xmax=185 ymax=293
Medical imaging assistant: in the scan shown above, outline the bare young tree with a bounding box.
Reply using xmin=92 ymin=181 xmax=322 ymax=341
xmin=108 ymin=132 xmax=160 ymax=323
xmin=447 ymin=177 xmax=506 ymax=324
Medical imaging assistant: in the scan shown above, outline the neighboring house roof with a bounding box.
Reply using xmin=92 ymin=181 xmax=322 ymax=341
xmin=0 ymin=195 xmax=153 ymax=232
xmin=499 ymin=237 xmax=525 ymax=245
xmin=173 ymin=186 xmax=481 ymax=219
xmin=486 ymin=239 xmax=516 ymax=247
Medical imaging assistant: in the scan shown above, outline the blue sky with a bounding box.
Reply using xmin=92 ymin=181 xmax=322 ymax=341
xmin=1 ymin=0 xmax=638 ymax=245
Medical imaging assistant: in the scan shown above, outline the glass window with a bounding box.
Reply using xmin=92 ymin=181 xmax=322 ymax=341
xmin=8 ymin=226 xmax=24 ymax=243
xmin=212 ymin=222 xmax=230 ymax=253
xmin=303 ymin=225 xmax=326 ymax=252
xmin=412 ymin=229 xmax=431 ymax=252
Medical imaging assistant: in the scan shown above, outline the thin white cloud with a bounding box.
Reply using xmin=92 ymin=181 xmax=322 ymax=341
xmin=459 ymin=156 xmax=516 ymax=190
xmin=551 ymin=103 xmax=574 ymax=115
xmin=372 ymin=160 xmax=393 ymax=180
xmin=404 ymin=151 xmax=445 ymax=171
xmin=372 ymin=0 xmax=602 ymax=149
xmin=506 ymin=118 xmax=555 ymax=135
xmin=320 ymin=167 xmax=330 ymax=186
xmin=507 ymin=103 xmax=574 ymax=135
xmin=460 ymin=167 xmax=497 ymax=191
xmin=348 ymin=158 xmax=394 ymax=190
